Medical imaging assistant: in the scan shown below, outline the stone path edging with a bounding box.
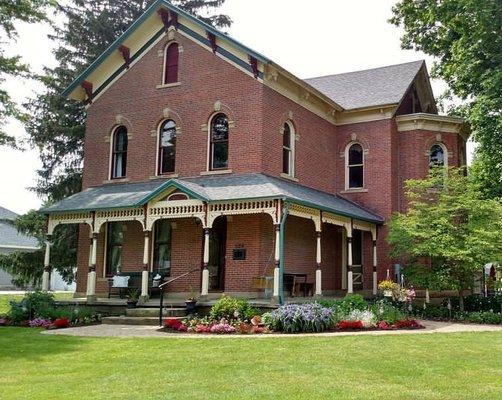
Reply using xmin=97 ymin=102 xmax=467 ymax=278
xmin=42 ymin=319 xmax=502 ymax=339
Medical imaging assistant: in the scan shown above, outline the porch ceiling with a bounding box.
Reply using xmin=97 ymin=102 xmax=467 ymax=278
xmin=40 ymin=173 xmax=384 ymax=224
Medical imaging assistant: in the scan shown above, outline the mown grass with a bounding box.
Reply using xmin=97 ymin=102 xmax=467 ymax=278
xmin=0 ymin=327 xmax=501 ymax=400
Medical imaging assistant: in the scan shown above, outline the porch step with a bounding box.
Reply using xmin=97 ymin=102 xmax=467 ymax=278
xmin=102 ymin=315 xmax=185 ymax=326
xmin=126 ymin=307 xmax=187 ymax=318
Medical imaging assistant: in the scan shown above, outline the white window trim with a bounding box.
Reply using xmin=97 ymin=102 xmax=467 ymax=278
xmin=345 ymin=142 xmax=364 ymax=190
xmin=109 ymin=126 xmax=128 ymax=180
xmin=207 ymin=112 xmax=229 ymax=171
xmin=282 ymin=121 xmax=296 ymax=178
xmin=156 ymin=119 xmax=177 ymax=176
xmin=429 ymin=142 xmax=448 ymax=168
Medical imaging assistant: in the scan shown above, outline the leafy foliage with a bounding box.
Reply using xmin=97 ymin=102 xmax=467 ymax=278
xmin=388 ymin=167 xmax=502 ymax=309
xmin=0 ymin=0 xmax=54 ymax=146
xmin=262 ymin=303 xmax=334 ymax=333
xmin=209 ymin=295 xmax=257 ymax=322
xmin=390 ymin=0 xmax=502 ymax=198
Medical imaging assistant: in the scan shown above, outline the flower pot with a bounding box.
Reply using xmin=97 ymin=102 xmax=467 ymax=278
xmin=383 ymin=290 xmax=393 ymax=297
xmin=185 ymin=300 xmax=197 ymax=313
xmin=126 ymin=299 xmax=138 ymax=309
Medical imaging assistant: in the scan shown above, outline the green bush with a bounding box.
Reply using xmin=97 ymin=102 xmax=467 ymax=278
xmin=8 ymin=301 xmax=29 ymax=325
xmin=336 ymin=294 xmax=368 ymax=315
xmin=209 ymin=295 xmax=258 ymax=322
xmin=24 ymin=291 xmax=56 ymax=318
xmin=371 ymin=300 xmax=405 ymax=324
xmin=455 ymin=311 xmax=502 ymax=325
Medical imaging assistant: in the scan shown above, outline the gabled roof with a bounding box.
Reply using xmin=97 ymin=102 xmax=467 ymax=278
xmin=41 ymin=174 xmax=384 ymax=224
xmin=0 ymin=207 xmax=39 ymax=250
xmin=305 ymin=61 xmax=428 ymax=110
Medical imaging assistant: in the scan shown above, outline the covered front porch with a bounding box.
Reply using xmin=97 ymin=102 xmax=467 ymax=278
xmin=40 ymin=174 xmax=384 ymax=304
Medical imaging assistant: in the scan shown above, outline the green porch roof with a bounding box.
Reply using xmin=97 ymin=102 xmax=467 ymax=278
xmin=41 ymin=173 xmax=384 ymax=224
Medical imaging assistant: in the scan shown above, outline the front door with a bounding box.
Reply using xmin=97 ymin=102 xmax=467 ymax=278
xmin=208 ymin=217 xmax=227 ymax=291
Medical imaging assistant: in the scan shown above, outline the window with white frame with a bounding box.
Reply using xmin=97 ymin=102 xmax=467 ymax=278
xmin=429 ymin=144 xmax=447 ymax=168
xmin=163 ymin=42 xmax=179 ymax=84
xmin=209 ymin=113 xmax=229 ymax=170
xmin=110 ymin=125 xmax=128 ymax=179
xmin=158 ymin=119 xmax=177 ymax=175
xmin=346 ymin=143 xmax=364 ymax=189
xmin=282 ymin=122 xmax=295 ymax=176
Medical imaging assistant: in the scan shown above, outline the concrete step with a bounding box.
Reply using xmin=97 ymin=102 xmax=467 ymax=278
xmin=102 ymin=316 xmax=185 ymax=326
xmin=126 ymin=307 xmax=187 ymax=318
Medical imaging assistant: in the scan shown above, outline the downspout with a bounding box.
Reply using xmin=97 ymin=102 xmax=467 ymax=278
xmin=278 ymin=200 xmax=291 ymax=305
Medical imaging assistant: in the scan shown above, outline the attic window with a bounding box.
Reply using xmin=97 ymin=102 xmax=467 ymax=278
xmin=164 ymin=43 xmax=179 ymax=84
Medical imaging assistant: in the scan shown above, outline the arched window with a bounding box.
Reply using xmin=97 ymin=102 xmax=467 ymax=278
xmin=429 ymin=144 xmax=447 ymax=168
xmin=209 ymin=113 xmax=229 ymax=170
xmin=346 ymin=143 xmax=364 ymax=189
xmin=111 ymin=126 xmax=128 ymax=179
xmin=164 ymin=43 xmax=179 ymax=84
xmin=282 ymin=122 xmax=295 ymax=176
xmin=158 ymin=119 xmax=177 ymax=175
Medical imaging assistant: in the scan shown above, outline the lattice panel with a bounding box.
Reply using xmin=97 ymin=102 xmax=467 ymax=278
xmin=147 ymin=199 xmax=206 ymax=230
xmin=208 ymin=200 xmax=277 ymax=227
xmin=95 ymin=208 xmax=146 ymax=232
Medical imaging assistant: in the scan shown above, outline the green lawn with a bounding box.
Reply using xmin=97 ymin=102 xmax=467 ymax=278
xmin=0 ymin=292 xmax=74 ymax=314
xmin=0 ymin=328 xmax=501 ymax=400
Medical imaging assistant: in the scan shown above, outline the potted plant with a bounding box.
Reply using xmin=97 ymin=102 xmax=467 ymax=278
xmin=378 ymin=280 xmax=398 ymax=297
xmin=185 ymin=286 xmax=198 ymax=313
xmin=127 ymin=289 xmax=140 ymax=309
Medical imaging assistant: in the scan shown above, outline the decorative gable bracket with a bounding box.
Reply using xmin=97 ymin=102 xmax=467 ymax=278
xmin=248 ymin=55 xmax=259 ymax=79
xmin=157 ymin=8 xmax=178 ymax=31
xmin=118 ymin=45 xmax=131 ymax=68
xmin=81 ymin=81 xmax=93 ymax=104
xmin=207 ymin=31 xmax=217 ymax=53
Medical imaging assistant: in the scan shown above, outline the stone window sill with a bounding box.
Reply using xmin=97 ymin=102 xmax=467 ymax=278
xmin=103 ymin=178 xmax=130 ymax=184
xmin=156 ymin=82 xmax=181 ymax=89
xmin=150 ymin=174 xmax=179 ymax=180
xmin=200 ymin=169 xmax=233 ymax=176
xmin=280 ymin=173 xmax=299 ymax=182
xmin=340 ymin=188 xmax=368 ymax=194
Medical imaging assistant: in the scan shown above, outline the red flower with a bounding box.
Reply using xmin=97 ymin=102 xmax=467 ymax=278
xmin=378 ymin=321 xmax=391 ymax=330
xmin=394 ymin=319 xmax=424 ymax=329
xmin=337 ymin=320 xmax=364 ymax=330
xmin=53 ymin=318 xmax=70 ymax=329
xmin=164 ymin=318 xmax=187 ymax=332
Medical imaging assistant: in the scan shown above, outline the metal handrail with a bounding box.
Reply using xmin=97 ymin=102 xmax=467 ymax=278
xmin=158 ymin=267 xmax=200 ymax=326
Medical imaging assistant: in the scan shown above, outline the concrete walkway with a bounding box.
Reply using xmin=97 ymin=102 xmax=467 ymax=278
xmin=42 ymin=319 xmax=502 ymax=339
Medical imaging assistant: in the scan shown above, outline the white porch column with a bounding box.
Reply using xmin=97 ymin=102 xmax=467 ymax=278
xmin=141 ymin=231 xmax=151 ymax=301
xmin=315 ymin=231 xmax=322 ymax=296
xmin=372 ymin=238 xmax=378 ymax=296
xmin=201 ymin=228 xmax=210 ymax=297
xmin=42 ymin=236 xmax=52 ymax=291
xmin=87 ymin=232 xmax=97 ymax=300
xmin=347 ymin=235 xmax=354 ymax=294
xmin=273 ymin=224 xmax=281 ymax=299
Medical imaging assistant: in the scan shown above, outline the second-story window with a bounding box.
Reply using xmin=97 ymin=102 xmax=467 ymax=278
xmin=111 ymin=125 xmax=128 ymax=179
xmin=164 ymin=42 xmax=179 ymax=84
xmin=158 ymin=119 xmax=177 ymax=175
xmin=209 ymin=113 xmax=229 ymax=170
xmin=429 ymin=144 xmax=446 ymax=168
xmin=282 ymin=122 xmax=295 ymax=176
xmin=347 ymin=143 xmax=364 ymax=189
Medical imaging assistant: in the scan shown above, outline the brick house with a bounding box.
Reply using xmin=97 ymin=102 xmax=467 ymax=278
xmin=41 ymin=0 xmax=469 ymax=303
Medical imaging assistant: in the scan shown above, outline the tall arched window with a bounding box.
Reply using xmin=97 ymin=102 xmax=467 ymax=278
xmin=209 ymin=113 xmax=229 ymax=170
xmin=346 ymin=143 xmax=364 ymax=189
xmin=111 ymin=126 xmax=128 ymax=179
xmin=164 ymin=43 xmax=179 ymax=84
xmin=282 ymin=122 xmax=295 ymax=176
xmin=158 ymin=119 xmax=177 ymax=175
xmin=429 ymin=144 xmax=447 ymax=168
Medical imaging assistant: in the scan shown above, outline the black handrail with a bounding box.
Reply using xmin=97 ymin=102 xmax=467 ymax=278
xmin=158 ymin=268 xmax=200 ymax=326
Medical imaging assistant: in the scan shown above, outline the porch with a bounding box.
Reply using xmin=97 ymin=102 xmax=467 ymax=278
xmin=40 ymin=173 xmax=384 ymax=305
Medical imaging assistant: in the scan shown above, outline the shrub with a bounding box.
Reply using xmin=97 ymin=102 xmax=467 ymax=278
xmin=24 ymin=291 xmax=55 ymax=318
xmin=263 ymin=303 xmax=334 ymax=333
xmin=209 ymin=295 xmax=258 ymax=322
xmin=447 ymin=295 xmax=502 ymax=313
xmin=455 ymin=311 xmax=502 ymax=325
xmin=371 ymin=300 xmax=406 ymax=324
xmin=8 ymin=301 xmax=29 ymax=325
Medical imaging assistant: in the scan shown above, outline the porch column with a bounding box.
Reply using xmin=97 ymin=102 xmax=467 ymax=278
xmin=42 ymin=236 xmax=52 ymax=291
xmin=201 ymin=228 xmax=210 ymax=298
xmin=347 ymin=234 xmax=354 ymax=294
xmin=315 ymin=231 xmax=322 ymax=296
xmin=141 ymin=231 xmax=151 ymax=301
xmin=372 ymin=239 xmax=378 ymax=296
xmin=272 ymin=224 xmax=281 ymax=301
xmin=87 ymin=232 xmax=98 ymax=301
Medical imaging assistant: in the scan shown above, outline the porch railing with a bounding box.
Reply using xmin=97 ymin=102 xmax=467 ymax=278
xmin=158 ymin=268 xmax=200 ymax=326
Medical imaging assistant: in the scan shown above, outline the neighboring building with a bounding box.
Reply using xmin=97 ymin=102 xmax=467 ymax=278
xmin=0 ymin=206 xmax=38 ymax=289
xmin=40 ymin=0 xmax=469 ymax=302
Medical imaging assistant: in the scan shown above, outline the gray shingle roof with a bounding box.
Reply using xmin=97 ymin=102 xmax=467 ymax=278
xmin=0 ymin=207 xmax=39 ymax=250
xmin=304 ymin=60 xmax=425 ymax=110
xmin=41 ymin=174 xmax=384 ymax=224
